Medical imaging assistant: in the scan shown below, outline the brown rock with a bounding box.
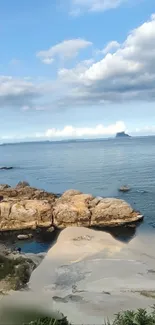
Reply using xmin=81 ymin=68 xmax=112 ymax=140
xmin=62 ymin=189 xmax=82 ymax=197
xmin=0 ymin=199 xmax=53 ymax=231
xmin=53 ymin=192 xmax=93 ymax=228
xmin=0 ymin=185 xmax=143 ymax=232
xmin=91 ymin=198 xmax=143 ymax=227
xmin=0 ymin=184 xmax=10 ymax=190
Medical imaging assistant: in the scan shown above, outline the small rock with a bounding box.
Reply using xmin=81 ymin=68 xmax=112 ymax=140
xmin=17 ymin=234 xmax=33 ymax=240
xmin=0 ymin=167 xmax=13 ymax=170
xmin=119 ymin=186 xmax=130 ymax=192
xmin=46 ymin=226 xmax=55 ymax=233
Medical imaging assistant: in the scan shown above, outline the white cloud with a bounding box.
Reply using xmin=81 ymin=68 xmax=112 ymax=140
xmin=56 ymin=14 xmax=155 ymax=106
xmin=36 ymin=121 xmax=126 ymax=139
xmin=69 ymin=0 xmax=127 ymax=14
xmin=2 ymin=14 xmax=155 ymax=112
xmin=0 ymin=76 xmax=41 ymax=109
xmin=37 ymin=39 xmax=92 ymax=64
xmin=101 ymin=41 xmax=120 ymax=54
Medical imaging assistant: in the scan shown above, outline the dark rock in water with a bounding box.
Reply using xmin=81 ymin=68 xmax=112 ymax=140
xmin=116 ymin=131 xmax=130 ymax=138
xmin=119 ymin=186 xmax=131 ymax=192
xmin=16 ymin=181 xmax=30 ymax=188
xmin=0 ymin=167 xmax=13 ymax=170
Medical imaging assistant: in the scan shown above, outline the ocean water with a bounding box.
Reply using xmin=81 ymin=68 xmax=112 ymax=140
xmin=0 ymin=137 xmax=155 ymax=252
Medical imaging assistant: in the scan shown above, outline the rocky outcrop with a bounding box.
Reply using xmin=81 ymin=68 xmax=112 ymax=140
xmin=91 ymin=198 xmax=140 ymax=227
xmin=0 ymin=248 xmax=43 ymax=293
xmin=53 ymin=192 xmax=93 ymax=228
xmin=53 ymin=191 xmax=143 ymax=228
xmin=0 ymin=183 xmax=143 ymax=232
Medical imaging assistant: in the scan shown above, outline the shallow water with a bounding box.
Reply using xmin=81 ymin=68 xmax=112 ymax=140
xmin=1 ymin=137 xmax=155 ymax=252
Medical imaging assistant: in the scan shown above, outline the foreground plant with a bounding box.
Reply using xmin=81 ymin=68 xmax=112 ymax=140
xmin=27 ymin=308 xmax=155 ymax=325
xmin=105 ymin=308 xmax=155 ymax=325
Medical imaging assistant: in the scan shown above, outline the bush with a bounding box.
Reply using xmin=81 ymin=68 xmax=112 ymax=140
xmin=23 ymin=308 xmax=155 ymax=325
xmin=105 ymin=308 xmax=155 ymax=325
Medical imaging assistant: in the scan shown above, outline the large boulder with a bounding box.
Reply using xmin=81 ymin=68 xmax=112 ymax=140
xmin=0 ymin=200 xmax=53 ymax=231
xmin=53 ymin=193 xmax=93 ymax=228
xmin=53 ymin=191 xmax=143 ymax=228
xmin=91 ymin=198 xmax=143 ymax=227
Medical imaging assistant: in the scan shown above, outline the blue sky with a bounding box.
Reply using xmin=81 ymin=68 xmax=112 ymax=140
xmin=1 ymin=0 xmax=155 ymax=141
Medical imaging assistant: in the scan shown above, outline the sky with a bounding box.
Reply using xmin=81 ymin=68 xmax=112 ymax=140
xmin=1 ymin=0 xmax=155 ymax=141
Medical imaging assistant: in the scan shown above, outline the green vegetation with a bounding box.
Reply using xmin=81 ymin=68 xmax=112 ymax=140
xmin=23 ymin=308 xmax=155 ymax=325
xmin=23 ymin=317 xmax=70 ymax=325
xmin=0 ymin=254 xmax=36 ymax=290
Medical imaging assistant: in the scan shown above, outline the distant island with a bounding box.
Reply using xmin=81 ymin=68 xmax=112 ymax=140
xmin=116 ymin=131 xmax=131 ymax=138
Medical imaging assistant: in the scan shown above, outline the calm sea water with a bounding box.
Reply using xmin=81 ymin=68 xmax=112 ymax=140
xmin=0 ymin=137 xmax=155 ymax=252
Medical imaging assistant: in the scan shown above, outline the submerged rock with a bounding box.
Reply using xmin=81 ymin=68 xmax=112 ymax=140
xmin=119 ymin=185 xmax=131 ymax=192
xmin=0 ymin=167 xmax=13 ymax=170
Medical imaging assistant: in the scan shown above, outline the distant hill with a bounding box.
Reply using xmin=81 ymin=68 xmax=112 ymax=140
xmin=116 ymin=131 xmax=131 ymax=138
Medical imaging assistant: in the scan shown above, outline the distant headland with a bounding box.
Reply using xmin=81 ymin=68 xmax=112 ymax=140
xmin=116 ymin=131 xmax=131 ymax=138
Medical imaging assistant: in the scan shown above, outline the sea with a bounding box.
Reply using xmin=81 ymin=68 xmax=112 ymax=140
xmin=0 ymin=136 xmax=155 ymax=253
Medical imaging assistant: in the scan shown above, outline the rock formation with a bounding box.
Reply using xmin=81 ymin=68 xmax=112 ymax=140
xmin=0 ymin=183 xmax=143 ymax=232
xmin=116 ymin=131 xmax=130 ymax=138
xmin=0 ymin=248 xmax=43 ymax=293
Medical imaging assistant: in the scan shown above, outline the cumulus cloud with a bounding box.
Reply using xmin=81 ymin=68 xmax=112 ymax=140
xmin=37 ymin=39 xmax=92 ymax=64
xmin=2 ymin=14 xmax=155 ymax=111
xmin=101 ymin=41 xmax=120 ymax=54
xmin=56 ymin=14 xmax=155 ymax=107
xmin=69 ymin=0 xmax=127 ymax=14
xmin=0 ymin=76 xmax=41 ymax=108
xmin=35 ymin=121 xmax=126 ymax=139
